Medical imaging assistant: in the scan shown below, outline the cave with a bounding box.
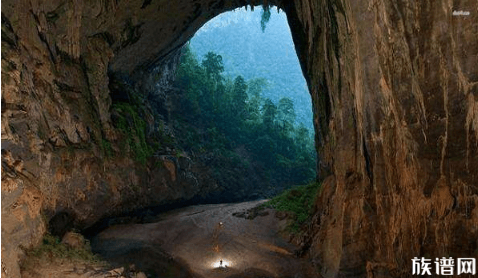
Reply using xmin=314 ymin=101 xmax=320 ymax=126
xmin=2 ymin=1 xmax=478 ymax=278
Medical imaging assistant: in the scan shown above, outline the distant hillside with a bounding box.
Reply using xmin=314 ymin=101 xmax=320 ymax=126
xmin=190 ymin=6 xmax=314 ymax=130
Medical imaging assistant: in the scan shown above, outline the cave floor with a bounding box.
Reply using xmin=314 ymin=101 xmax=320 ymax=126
xmin=91 ymin=200 xmax=319 ymax=278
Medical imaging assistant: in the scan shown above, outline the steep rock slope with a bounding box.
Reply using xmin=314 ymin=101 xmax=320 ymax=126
xmin=297 ymin=1 xmax=478 ymax=277
xmin=1 ymin=1 xmax=477 ymax=277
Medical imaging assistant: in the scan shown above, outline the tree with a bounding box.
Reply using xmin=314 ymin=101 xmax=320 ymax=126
xmin=198 ymin=51 xmax=225 ymax=122
xmin=262 ymin=98 xmax=277 ymax=131
xmin=175 ymin=45 xmax=203 ymax=116
xmin=247 ymin=78 xmax=267 ymax=124
xmin=202 ymin=52 xmax=224 ymax=82
xmin=277 ymin=97 xmax=296 ymax=135
xmin=232 ymin=75 xmax=248 ymax=120
xmin=295 ymin=123 xmax=310 ymax=152
xmin=247 ymin=78 xmax=268 ymax=99
xmin=173 ymin=45 xmax=317 ymax=196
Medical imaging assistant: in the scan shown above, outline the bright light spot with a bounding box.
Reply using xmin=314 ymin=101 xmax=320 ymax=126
xmin=212 ymin=259 xmax=231 ymax=268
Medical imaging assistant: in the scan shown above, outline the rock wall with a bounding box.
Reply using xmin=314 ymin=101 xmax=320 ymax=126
xmin=289 ymin=0 xmax=478 ymax=277
xmin=1 ymin=0 xmax=477 ymax=277
xmin=1 ymin=1 xmax=282 ymax=276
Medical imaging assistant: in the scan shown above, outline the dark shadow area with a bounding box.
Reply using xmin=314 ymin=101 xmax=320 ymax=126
xmin=90 ymin=200 xmax=319 ymax=278
xmin=82 ymin=195 xmax=223 ymax=238
xmin=224 ymin=268 xmax=276 ymax=278
xmin=91 ymin=238 xmax=202 ymax=278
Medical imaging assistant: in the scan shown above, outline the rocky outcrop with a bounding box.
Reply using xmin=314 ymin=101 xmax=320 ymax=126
xmin=1 ymin=0 xmax=477 ymax=278
xmin=1 ymin=1 xmax=279 ymax=276
xmin=295 ymin=1 xmax=478 ymax=277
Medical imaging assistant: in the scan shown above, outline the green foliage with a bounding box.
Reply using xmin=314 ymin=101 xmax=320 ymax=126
xmin=112 ymin=102 xmax=154 ymax=164
xmin=247 ymin=78 xmax=268 ymax=99
xmin=277 ymin=97 xmax=296 ymax=135
xmin=263 ymin=181 xmax=321 ymax=232
xmin=261 ymin=98 xmax=277 ymax=131
xmin=260 ymin=6 xmax=271 ymax=32
xmin=189 ymin=8 xmax=314 ymax=131
xmin=246 ymin=78 xmax=267 ymax=124
xmin=173 ymin=46 xmax=317 ymax=191
xmin=101 ymin=139 xmax=113 ymax=158
xmin=232 ymin=75 xmax=248 ymax=122
xmin=24 ymin=233 xmax=100 ymax=263
xmin=202 ymin=51 xmax=224 ymax=82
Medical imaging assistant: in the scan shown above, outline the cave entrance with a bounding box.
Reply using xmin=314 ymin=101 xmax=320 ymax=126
xmin=93 ymin=6 xmax=320 ymax=275
xmin=168 ymin=6 xmax=317 ymax=202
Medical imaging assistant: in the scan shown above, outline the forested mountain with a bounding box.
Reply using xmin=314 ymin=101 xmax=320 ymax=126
xmin=101 ymin=9 xmax=317 ymax=204
xmin=168 ymin=45 xmax=317 ymax=199
xmin=190 ymin=6 xmax=314 ymax=130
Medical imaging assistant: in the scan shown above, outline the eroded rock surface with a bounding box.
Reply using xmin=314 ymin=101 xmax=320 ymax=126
xmin=2 ymin=0 xmax=477 ymax=277
xmin=299 ymin=1 xmax=478 ymax=277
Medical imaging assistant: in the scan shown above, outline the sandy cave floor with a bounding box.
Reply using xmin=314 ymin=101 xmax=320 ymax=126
xmin=90 ymin=200 xmax=319 ymax=278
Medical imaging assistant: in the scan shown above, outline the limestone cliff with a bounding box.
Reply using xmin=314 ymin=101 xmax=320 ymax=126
xmin=294 ymin=1 xmax=478 ymax=277
xmin=1 ymin=1 xmax=477 ymax=278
